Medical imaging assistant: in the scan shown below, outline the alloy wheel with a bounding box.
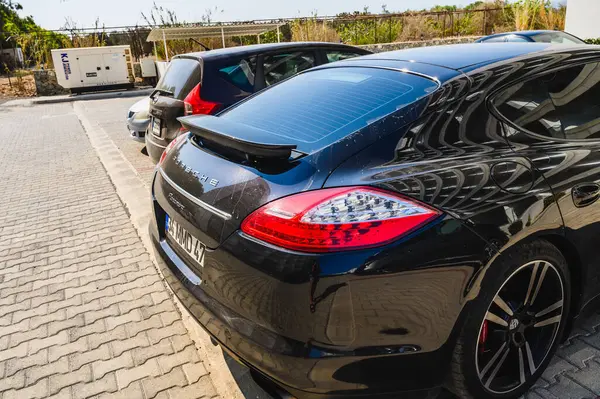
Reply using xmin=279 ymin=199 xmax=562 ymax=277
xmin=475 ymin=260 xmax=565 ymax=394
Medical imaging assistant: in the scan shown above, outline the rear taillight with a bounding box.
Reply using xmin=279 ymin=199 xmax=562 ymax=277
xmin=158 ymin=133 xmax=188 ymax=166
xmin=183 ymin=84 xmax=221 ymax=116
xmin=240 ymin=187 xmax=441 ymax=253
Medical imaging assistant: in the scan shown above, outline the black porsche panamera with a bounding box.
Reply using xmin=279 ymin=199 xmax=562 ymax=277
xmin=149 ymin=43 xmax=600 ymax=398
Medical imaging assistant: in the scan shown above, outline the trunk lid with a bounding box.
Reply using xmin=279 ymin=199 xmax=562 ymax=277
xmin=155 ymin=66 xmax=440 ymax=248
xmin=150 ymin=57 xmax=202 ymax=140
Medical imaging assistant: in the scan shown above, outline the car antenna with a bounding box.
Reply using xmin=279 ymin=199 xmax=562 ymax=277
xmin=189 ymin=38 xmax=211 ymax=51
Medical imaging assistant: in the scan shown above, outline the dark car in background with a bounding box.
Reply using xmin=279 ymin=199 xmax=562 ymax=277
xmin=145 ymin=42 xmax=371 ymax=163
xmin=149 ymin=42 xmax=600 ymax=398
xmin=476 ymin=29 xmax=585 ymax=44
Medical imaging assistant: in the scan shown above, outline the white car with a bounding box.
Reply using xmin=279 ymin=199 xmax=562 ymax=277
xmin=126 ymin=97 xmax=151 ymax=142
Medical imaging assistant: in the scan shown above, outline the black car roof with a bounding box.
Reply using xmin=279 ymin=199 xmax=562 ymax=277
xmin=348 ymin=43 xmax=557 ymax=70
xmin=313 ymin=43 xmax=596 ymax=84
xmin=174 ymin=42 xmax=370 ymax=61
xmin=481 ymin=30 xmax=572 ymax=39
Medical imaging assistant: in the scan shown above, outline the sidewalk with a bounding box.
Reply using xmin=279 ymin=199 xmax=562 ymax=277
xmin=0 ymin=103 xmax=219 ymax=399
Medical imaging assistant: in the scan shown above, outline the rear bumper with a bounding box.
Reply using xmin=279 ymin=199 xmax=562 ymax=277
xmin=146 ymin=133 xmax=168 ymax=163
xmin=150 ymin=230 xmax=446 ymax=399
xmin=147 ymin=192 xmax=496 ymax=399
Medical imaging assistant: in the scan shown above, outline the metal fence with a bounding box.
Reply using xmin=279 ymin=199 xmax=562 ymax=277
xmin=1 ymin=7 xmax=511 ymax=66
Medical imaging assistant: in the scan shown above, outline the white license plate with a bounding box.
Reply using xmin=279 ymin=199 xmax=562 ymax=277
xmin=166 ymin=215 xmax=205 ymax=266
xmin=152 ymin=118 xmax=161 ymax=137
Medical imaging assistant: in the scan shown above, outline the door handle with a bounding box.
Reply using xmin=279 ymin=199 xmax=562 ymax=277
xmin=572 ymin=183 xmax=600 ymax=207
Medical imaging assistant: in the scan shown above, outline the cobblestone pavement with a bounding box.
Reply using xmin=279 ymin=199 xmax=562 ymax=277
xmin=0 ymin=103 xmax=219 ymax=399
xmin=2 ymin=98 xmax=600 ymax=399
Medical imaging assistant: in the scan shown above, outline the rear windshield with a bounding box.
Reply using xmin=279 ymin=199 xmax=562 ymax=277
xmin=155 ymin=58 xmax=201 ymax=99
xmin=220 ymin=67 xmax=439 ymax=151
xmin=532 ymin=32 xmax=584 ymax=44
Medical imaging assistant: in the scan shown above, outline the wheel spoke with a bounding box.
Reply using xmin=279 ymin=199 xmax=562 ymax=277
xmin=486 ymin=311 xmax=508 ymax=327
xmin=534 ymin=315 xmax=561 ymax=328
xmin=478 ymin=260 xmax=563 ymax=394
xmin=479 ymin=342 xmax=508 ymax=379
xmin=524 ymin=262 xmax=540 ymax=305
xmin=494 ymin=295 xmax=514 ymax=317
xmin=484 ymin=345 xmax=511 ymax=388
xmin=518 ymin=347 xmax=526 ymax=384
xmin=535 ymin=300 xmax=563 ymax=318
xmin=525 ymin=340 xmax=537 ymax=375
xmin=530 ymin=263 xmax=549 ymax=306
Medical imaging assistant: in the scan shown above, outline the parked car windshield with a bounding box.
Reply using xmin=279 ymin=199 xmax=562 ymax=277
xmin=154 ymin=58 xmax=202 ymax=100
xmin=531 ymin=32 xmax=584 ymax=44
xmin=220 ymin=67 xmax=439 ymax=153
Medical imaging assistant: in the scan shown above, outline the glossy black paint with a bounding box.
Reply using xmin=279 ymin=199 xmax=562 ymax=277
xmin=150 ymin=43 xmax=600 ymax=398
xmin=475 ymin=30 xmax=585 ymax=44
xmin=145 ymin=42 xmax=372 ymax=163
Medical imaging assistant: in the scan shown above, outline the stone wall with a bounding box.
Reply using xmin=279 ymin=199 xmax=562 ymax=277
xmin=33 ymin=70 xmax=69 ymax=96
xmin=359 ymin=36 xmax=480 ymax=53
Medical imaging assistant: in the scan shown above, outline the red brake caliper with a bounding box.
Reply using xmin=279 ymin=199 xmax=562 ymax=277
xmin=479 ymin=320 xmax=489 ymax=353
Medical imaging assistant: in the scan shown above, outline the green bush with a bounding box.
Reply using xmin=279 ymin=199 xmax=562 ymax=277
xmin=585 ymin=38 xmax=600 ymax=45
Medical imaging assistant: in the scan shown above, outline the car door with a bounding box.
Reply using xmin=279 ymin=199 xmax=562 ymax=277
xmin=492 ymin=57 xmax=600 ymax=309
xmin=255 ymin=49 xmax=317 ymax=91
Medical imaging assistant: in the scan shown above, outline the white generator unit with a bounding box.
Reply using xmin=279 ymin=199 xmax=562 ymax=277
xmin=51 ymin=46 xmax=134 ymax=93
xmin=139 ymin=57 xmax=157 ymax=78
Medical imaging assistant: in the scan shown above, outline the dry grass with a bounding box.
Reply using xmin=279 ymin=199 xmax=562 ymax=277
xmin=512 ymin=0 xmax=566 ymax=31
xmin=291 ymin=19 xmax=340 ymax=42
xmin=0 ymin=73 xmax=36 ymax=98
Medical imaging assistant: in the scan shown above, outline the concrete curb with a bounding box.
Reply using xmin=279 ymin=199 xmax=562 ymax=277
xmin=35 ymin=88 xmax=154 ymax=104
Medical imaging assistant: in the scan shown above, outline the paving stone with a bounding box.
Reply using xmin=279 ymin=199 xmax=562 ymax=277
xmin=5 ymin=349 xmax=48 ymax=377
xmin=141 ymin=366 xmax=187 ymax=398
xmin=92 ymin=351 xmax=134 ymax=380
xmin=26 ymin=357 xmax=69 ymax=386
xmin=48 ymin=365 xmax=92 ymax=395
xmin=3 ymin=378 xmax=49 ymax=399
xmin=545 ymin=374 xmax=596 ymax=399
xmin=71 ymin=373 xmax=118 ymax=399
xmin=0 ymin=370 xmax=26 ymax=392
xmin=116 ymin=358 xmax=161 ymax=390
xmin=157 ymin=346 xmax=200 ymax=374
xmin=182 ymin=363 xmax=209 ymax=384
xmin=566 ymin=359 xmax=600 ymax=394
xmin=167 ymin=376 xmax=217 ymax=399
xmin=98 ymin=381 xmax=144 ymax=399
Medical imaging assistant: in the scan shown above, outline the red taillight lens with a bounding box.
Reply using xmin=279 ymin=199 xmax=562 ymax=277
xmin=183 ymin=83 xmax=221 ymax=116
xmin=158 ymin=133 xmax=188 ymax=166
xmin=240 ymin=187 xmax=441 ymax=253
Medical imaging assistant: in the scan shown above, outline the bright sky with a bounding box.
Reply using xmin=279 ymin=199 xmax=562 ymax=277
xmin=17 ymin=0 xmax=464 ymax=30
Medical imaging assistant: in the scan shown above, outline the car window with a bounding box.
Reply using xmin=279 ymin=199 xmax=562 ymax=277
xmin=505 ymin=35 xmax=530 ymax=43
xmin=494 ymin=63 xmax=600 ymax=140
xmin=262 ymin=52 xmax=316 ymax=86
xmin=531 ymin=32 xmax=584 ymax=45
xmin=548 ymin=63 xmax=600 ymax=139
xmin=155 ymin=58 xmax=201 ymax=100
xmin=221 ymin=67 xmax=439 ymax=153
xmin=494 ymin=77 xmax=563 ymax=138
xmin=481 ymin=36 xmax=507 ymax=43
xmin=217 ymin=57 xmax=257 ymax=93
xmin=326 ymin=51 xmax=364 ymax=63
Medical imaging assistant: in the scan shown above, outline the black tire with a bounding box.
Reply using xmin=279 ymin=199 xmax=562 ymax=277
xmin=447 ymin=239 xmax=571 ymax=399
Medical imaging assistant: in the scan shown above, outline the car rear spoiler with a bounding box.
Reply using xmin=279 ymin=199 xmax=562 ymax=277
xmin=178 ymin=115 xmax=298 ymax=159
